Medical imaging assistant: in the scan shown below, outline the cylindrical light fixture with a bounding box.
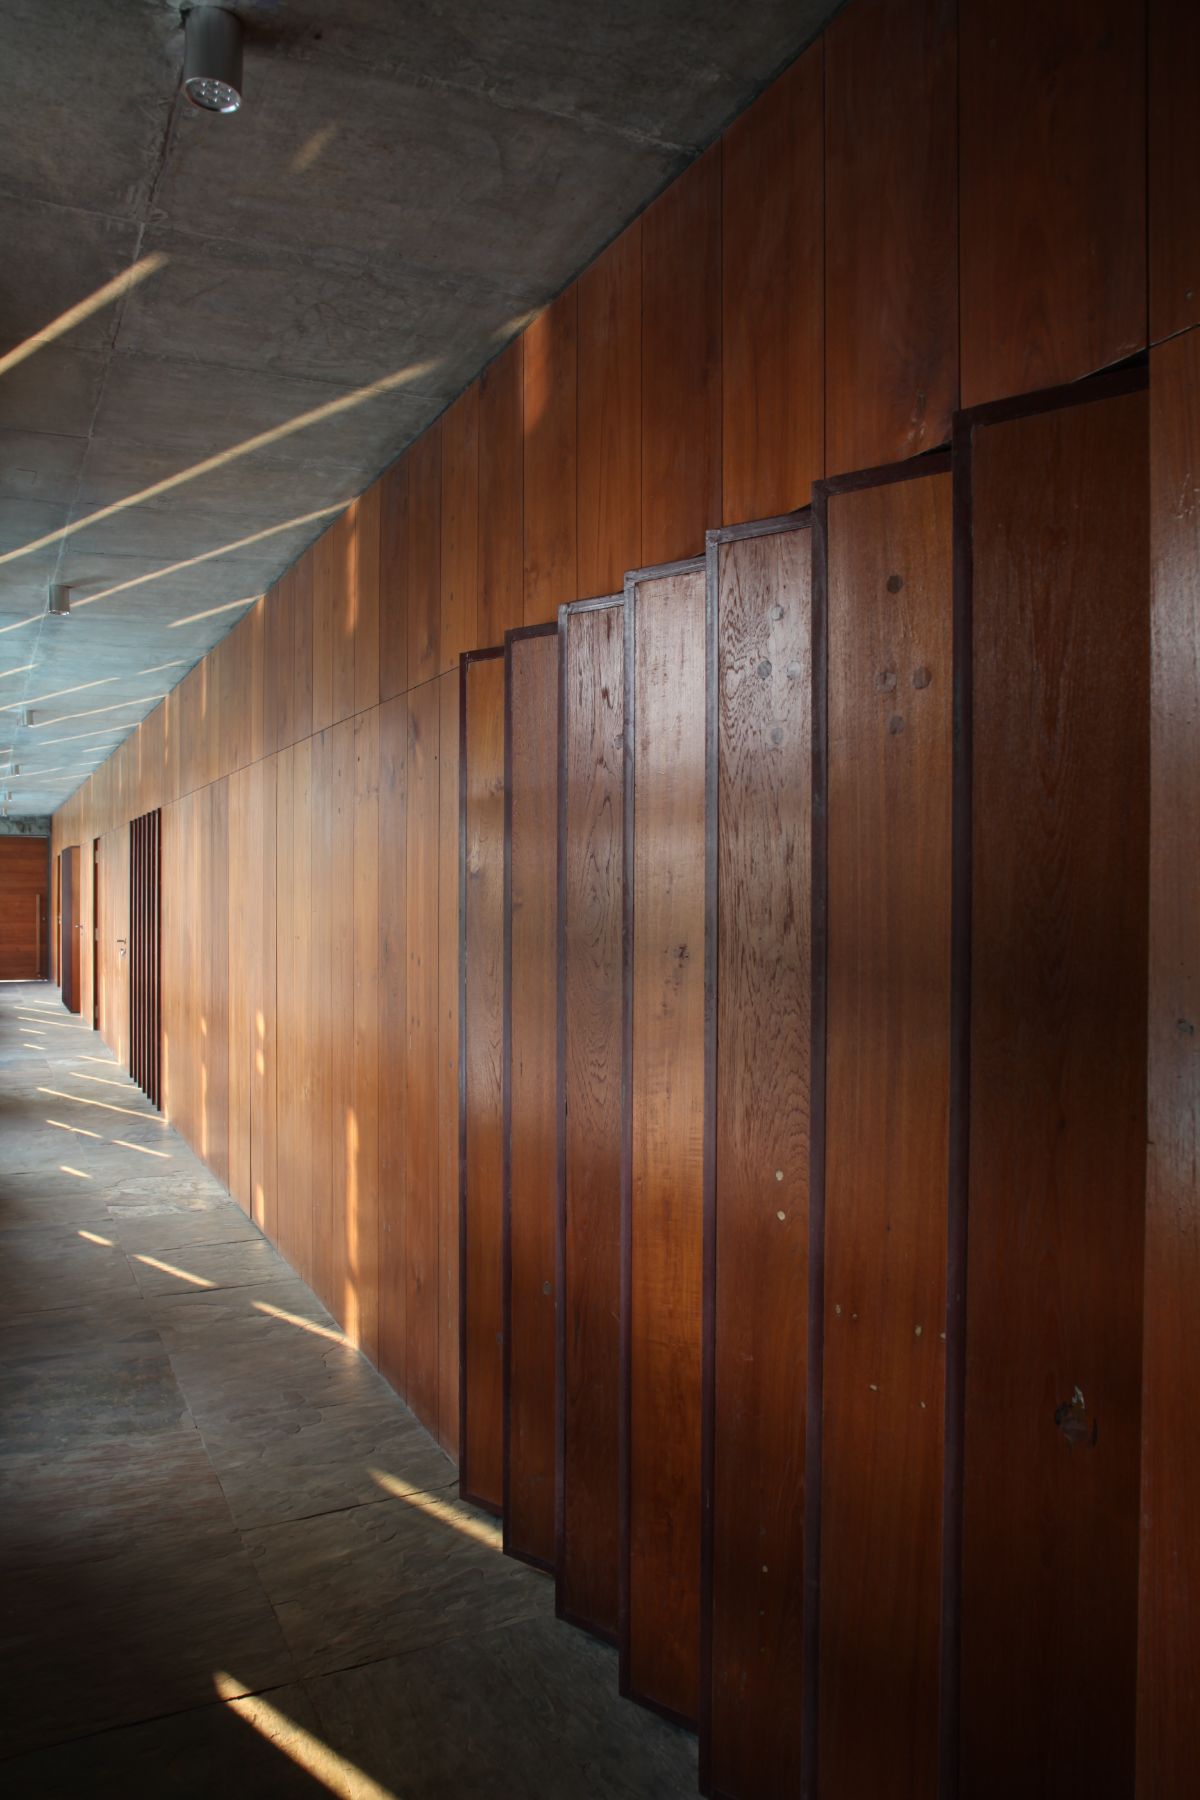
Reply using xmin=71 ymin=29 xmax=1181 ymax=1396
xmin=183 ymin=6 xmax=244 ymax=114
xmin=48 ymin=582 xmax=70 ymax=617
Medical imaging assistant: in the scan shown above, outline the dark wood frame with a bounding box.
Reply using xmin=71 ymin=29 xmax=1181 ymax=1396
xmin=554 ymin=591 xmax=625 ymax=1641
xmin=458 ymin=642 xmax=506 ymax=1517
xmin=129 ymin=808 xmax=162 ymax=1108
xmin=698 ymin=507 xmax=813 ymax=1798
xmin=620 ymin=553 xmax=706 ymax=1728
xmin=501 ymin=618 xmax=560 ymax=1572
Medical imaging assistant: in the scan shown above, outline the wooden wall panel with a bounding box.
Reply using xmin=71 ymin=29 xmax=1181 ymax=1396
xmin=623 ymin=561 xmax=706 ymax=1723
xmin=642 ymin=149 xmax=722 ymax=565
xmin=1150 ymin=0 xmax=1200 ymax=344
xmin=441 ymin=387 xmax=480 ymax=674
xmin=60 ymin=844 xmax=80 ymax=1014
xmin=275 ymin=740 xmax=314 ymax=1286
xmin=503 ymin=623 xmax=559 ymax=1569
xmin=405 ymin=678 xmax=441 ymax=1429
xmin=252 ymin=761 xmax=277 ymax=1238
xmin=477 ymin=340 xmax=525 ymax=646
xmin=959 ymin=0 xmax=1146 ymax=407
xmin=377 ymin=694 xmax=409 ymax=1397
xmin=1137 ymin=328 xmax=1200 ymax=1797
xmin=818 ymin=467 xmax=952 ymax=1799
xmin=578 ymin=227 xmax=641 ymax=595
xmin=407 ymin=427 xmax=443 ymax=687
xmin=292 ymin=549 xmax=315 ymax=746
xmin=722 ymin=48 xmax=824 ymax=522
xmin=557 ymin=596 xmax=624 ymax=1641
xmin=825 ymin=0 xmax=956 ymax=474
xmin=0 ymin=837 xmax=49 ymax=980
xmin=460 ymin=648 xmax=506 ymax=1512
xmin=96 ymin=827 xmax=130 ymax=1068
xmin=353 ymin=483 xmax=381 ymax=717
xmin=351 ymin=708 xmax=380 ymax=1360
xmin=437 ymin=668 xmax=462 ymax=1457
xmin=308 ymin=728 xmax=335 ymax=1309
xmin=379 ymin=459 xmax=410 ymax=702
xmin=227 ymin=768 xmax=253 ymax=1213
xmin=202 ymin=781 xmax=230 ymax=1187
xmin=328 ymin=718 xmax=356 ymax=1324
xmin=960 ymin=380 xmax=1149 ymax=1798
xmin=705 ymin=521 xmax=813 ymax=1800
xmin=523 ymin=289 xmax=578 ymax=627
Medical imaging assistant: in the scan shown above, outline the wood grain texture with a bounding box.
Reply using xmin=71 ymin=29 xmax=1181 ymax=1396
xmin=60 ymin=844 xmax=80 ymax=1013
xmin=405 ymin=677 xmax=441 ymax=1430
xmin=1137 ymin=329 xmax=1200 ymax=1798
xmin=825 ymin=0 xmax=956 ymax=474
xmin=578 ymin=226 xmax=641 ymax=595
xmin=379 ymin=458 xmax=409 ymax=702
xmin=96 ymin=828 xmax=130 ymax=1065
xmin=353 ymin=482 xmax=382 ymax=717
xmin=291 ymin=549 xmax=314 ymax=746
xmin=961 ymin=385 xmax=1149 ymax=1798
xmin=642 ymin=147 xmax=722 ymax=564
xmin=625 ymin=564 xmax=706 ymax=1723
xmin=377 ymin=694 xmax=409 ymax=1398
xmin=351 ymin=707 xmax=380 ymax=1361
xmin=707 ymin=525 xmax=813 ymax=1800
xmin=523 ymin=289 xmax=578 ymax=626
xmin=438 ymin=669 xmax=462 ymax=1458
xmin=461 ymin=650 xmax=506 ymax=1511
xmin=1150 ymin=0 xmax=1200 ymax=343
xmin=407 ymin=425 xmax=443 ymax=687
xmin=504 ymin=626 xmax=559 ymax=1568
xmin=959 ymin=0 xmax=1146 ymax=407
xmin=251 ymin=763 xmax=277 ymax=1238
xmin=441 ymin=385 xmax=480 ymax=675
xmin=558 ymin=599 xmax=625 ymax=1641
xmin=722 ymin=48 xmax=824 ymax=522
xmin=308 ymin=727 xmax=335 ymax=1310
xmin=478 ymin=339 xmax=525 ymax=646
xmin=820 ymin=470 xmax=952 ymax=1799
xmin=0 ymin=837 xmax=48 ymax=980
xmin=276 ymin=739 xmax=314 ymax=1286
xmin=312 ymin=529 xmax=335 ymax=736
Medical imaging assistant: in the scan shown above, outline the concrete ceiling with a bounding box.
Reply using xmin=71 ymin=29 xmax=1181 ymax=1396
xmin=0 ymin=0 xmax=835 ymax=817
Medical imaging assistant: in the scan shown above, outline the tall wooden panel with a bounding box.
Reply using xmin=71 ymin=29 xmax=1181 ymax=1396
xmin=1137 ymin=328 xmax=1200 ymax=1797
xmin=406 ymin=678 xmax=441 ymax=1431
xmin=379 ymin=459 xmax=410 ymax=702
xmin=959 ymin=0 xmax=1146 ymax=407
xmin=825 ymin=0 xmax=956 ymax=474
xmin=557 ymin=595 xmax=624 ymax=1641
xmin=478 ymin=339 xmax=524 ymax=646
xmin=226 ymin=775 xmax=253 ymax=1212
xmin=1150 ymin=0 xmax=1200 ymax=344
xmin=97 ymin=826 xmax=131 ymax=1070
xmin=459 ymin=646 xmax=506 ymax=1513
xmin=722 ymin=49 xmax=824 ymax=523
xmin=623 ymin=559 xmax=706 ymax=1724
xmin=441 ymin=386 xmax=480 ymax=674
xmin=276 ymin=740 xmax=314 ymax=1286
xmin=353 ymin=483 xmax=381 ymax=716
xmin=438 ymin=669 xmax=462 ymax=1457
xmin=407 ymin=427 xmax=443 ymax=687
xmin=312 ymin=530 xmax=335 ymax=735
xmin=642 ymin=148 xmax=722 ymax=565
xmin=60 ymin=844 xmax=80 ymax=1013
xmin=309 ymin=728 xmax=335 ymax=1309
xmin=0 ymin=837 xmax=48 ymax=980
xmin=351 ymin=708 xmax=380 ymax=1361
xmin=959 ymin=377 xmax=1149 ymax=1798
xmin=818 ymin=465 xmax=952 ymax=1799
xmin=503 ymin=622 xmax=559 ymax=1569
xmin=328 ymin=718 xmax=356 ymax=1325
xmin=377 ymin=695 xmax=409 ymax=1397
xmin=291 ymin=551 xmax=314 ymax=748
xmin=704 ymin=517 xmax=814 ymax=1800
xmin=251 ymin=762 xmax=277 ymax=1239
xmin=523 ymin=289 xmax=578 ymax=626
xmin=578 ymin=227 xmax=641 ymax=595
xmin=202 ymin=781 xmax=230 ymax=1188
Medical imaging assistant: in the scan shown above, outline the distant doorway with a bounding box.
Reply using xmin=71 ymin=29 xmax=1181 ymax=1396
xmin=129 ymin=809 xmax=162 ymax=1109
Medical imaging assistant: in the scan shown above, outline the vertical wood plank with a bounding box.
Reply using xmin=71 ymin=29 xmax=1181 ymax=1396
xmin=308 ymin=728 xmax=334 ymax=1309
xmin=959 ymin=0 xmax=1146 ymax=407
xmin=332 ymin=513 xmax=358 ymax=726
xmin=407 ymin=426 xmax=443 ymax=687
xmin=504 ymin=625 xmax=559 ymax=1568
xmin=819 ymin=469 xmax=952 ymax=1798
xmin=379 ymin=458 xmax=410 ymax=702
xmin=722 ymin=48 xmax=824 ymax=520
xmin=312 ymin=531 xmax=335 ymax=736
xmin=624 ymin=563 xmax=706 ymax=1722
xmin=354 ymin=482 xmax=381 ymax=717
xmin=460 ymin=648 xmax=506 ymax=1511
xmin=441 ymin=386 xmax=480 ymax=674
xmin=478 ymin=339 xmax=525 ymax=646
xmin=961 ymin=382 xmax=1149 ymax=1798
xmin=329 ymin=718 xmax=356 ymax=1324
xmin=438 ymin=668 xmax=462 ymax=1458
xmin=1137 ymin=328 xmax=1200 ymax=1797
xmin=523 ymin=288 xmax=578 ymax=625
xmin=642 ymin=148 xmax=722 ymax=565
xmin=405 ymin=677 xmax=441 ymax=1431
xmin=377 ymin=694 xmax=409 ymax=1397
xmin=825 ymin=0 xmax=956 ymax=474
xmin=1149 ymin=0 xmax=1200 ymax=343
xmin=558 ymin=597 xmax=625 ymax=1641
xmin=292 ymin=548 xmax=314 ymax=746
xmin=578 ymin=227 xmax=641 ymax=595
xmin=352 ymin=707 xmax=380 ymax=1363
xmin=706 ymin=522 xmax=813 ymax=1798
xmin=253 ymin=759 xmax=278 ymax=1241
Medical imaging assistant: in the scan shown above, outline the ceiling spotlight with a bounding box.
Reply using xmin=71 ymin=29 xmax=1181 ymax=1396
xmin=183 ymin=6 xmax=244 ymax=114
xmin=48 ymin=582 xmax=71 ymax=618
xmin=17 ymin=708 xmax=31 ymax=728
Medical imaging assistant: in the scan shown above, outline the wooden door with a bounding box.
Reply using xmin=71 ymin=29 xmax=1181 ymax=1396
xmin=60 ymin=844 xmax=81 ymax=1013
xmin=0 ymin=837 xmax=49 ymax=981
xmin=92 ymin=839 xmax=100 ymax=1027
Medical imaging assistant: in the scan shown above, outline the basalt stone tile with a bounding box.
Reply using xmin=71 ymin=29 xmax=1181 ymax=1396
xmin=0 ymin=1343 xmax=190 ymax=1454
xmin=0 ymin=1225 xmax=139 ymax=1313
xmin=305 ymin=1617 xmax=698 ymax=1800
xmin=245 ymin=1489 xmax=548 ymax=1680
xmin=113 ymin=1203 xmax=262 ymax=1254
xmin=130 ymin=1234 xmax=290 ymax=1299
xmin=0 ymin=1684 xmax=329 ymax=1799
xmin=196 ymin=1397 xmax=457 ymax=1530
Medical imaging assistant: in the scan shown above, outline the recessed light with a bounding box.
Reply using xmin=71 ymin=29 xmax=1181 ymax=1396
xmin=183 ymin=6 xmax=244 ymax=115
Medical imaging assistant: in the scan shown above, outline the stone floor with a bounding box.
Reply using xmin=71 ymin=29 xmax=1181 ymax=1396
xmin=0 ymin=983 xmax=697 ymax=1797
